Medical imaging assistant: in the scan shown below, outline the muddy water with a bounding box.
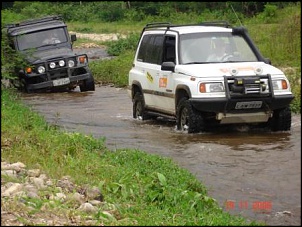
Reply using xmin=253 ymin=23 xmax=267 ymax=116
xmin=21 ymin=86 xmax=301 ymax=226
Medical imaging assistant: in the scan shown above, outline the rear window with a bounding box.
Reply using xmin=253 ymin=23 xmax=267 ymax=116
xmin=137 ymin=34 xmax=164 ymax=64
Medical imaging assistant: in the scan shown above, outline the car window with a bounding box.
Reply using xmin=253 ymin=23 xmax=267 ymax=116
xmin=163 ymin=36 xmax=176 ymax=63
xmin=179 ymin=32 xmax=258 ymax=64
xmin=16 ymin=27 xmax=68 ymax=51
xmin=137 ymin=34 xmax=164 ymax=64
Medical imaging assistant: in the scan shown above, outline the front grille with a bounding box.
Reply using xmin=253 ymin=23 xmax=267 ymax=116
xmin=224 ymin=75 xmax=273 ymax=99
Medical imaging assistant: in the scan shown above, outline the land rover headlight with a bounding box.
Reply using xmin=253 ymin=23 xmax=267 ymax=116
xmin=272 ymin=79 xmax=289 ymax=90
xmin=68 ymin=59 xmax=75 ymax=68
xmin=37 ymin=66 xmax=45 ymax=74
xmin=59 ymin=60 xmax=65 ymax=67
xmin=49 ymin=62 xmax=56 ymax=69
xmin=199 ymin=82 xmax=224 ymax=93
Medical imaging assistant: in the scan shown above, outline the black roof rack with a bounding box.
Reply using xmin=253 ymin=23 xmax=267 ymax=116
xmin=138 ymin=21 xmax=232 ymax=40
xmin=4 ymin=15 xmax=63 ymax=29
xmin=145 ymin=22 xmax=172 ymax=28
xmin=143 ymin=20 xmax=232 ymax=32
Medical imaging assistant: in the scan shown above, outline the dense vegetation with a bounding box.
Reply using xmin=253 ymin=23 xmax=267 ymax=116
xmin=1 ymin=2 xmax=296 ymax=23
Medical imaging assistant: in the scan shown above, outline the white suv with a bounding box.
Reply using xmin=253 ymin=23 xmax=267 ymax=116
xmin=128 ymin=21 xmax=294 ymax=133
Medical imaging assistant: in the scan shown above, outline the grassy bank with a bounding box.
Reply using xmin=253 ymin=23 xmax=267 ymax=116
xmin=1 ymin=88 xmax=261 ymax=225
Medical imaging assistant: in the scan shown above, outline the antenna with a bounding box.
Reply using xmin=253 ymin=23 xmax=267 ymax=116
xmin=230 ymin=4 xmax=243 ymax=26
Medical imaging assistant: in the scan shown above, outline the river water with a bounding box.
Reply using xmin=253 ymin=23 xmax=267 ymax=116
xmin=21 ymin=86 xmax=301 ymax=226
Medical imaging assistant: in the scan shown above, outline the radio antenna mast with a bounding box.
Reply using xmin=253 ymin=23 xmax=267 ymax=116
xmin=230 ymin=4 xmax=243 ymax=26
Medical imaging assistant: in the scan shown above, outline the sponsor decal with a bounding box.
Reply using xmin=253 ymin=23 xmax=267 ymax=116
xmin=147 ymin=72 xmax=153 ymax=83
xmin=159 ymin=77 xmax=167 ymax=88
xmin=220 ymin=66 xmax=255 ymax=73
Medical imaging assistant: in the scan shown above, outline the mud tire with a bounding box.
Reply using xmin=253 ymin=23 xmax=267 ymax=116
xmin=269 ymin=107 xmax=292 ymax=131
xmin=176 ymin=97 xmax=205 ymax=133
xmin=133 ymin=92 xmax=150 ymax=120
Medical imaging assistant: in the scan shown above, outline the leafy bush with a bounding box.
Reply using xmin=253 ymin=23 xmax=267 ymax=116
xmin=89 ymin=50 xmax=134 ymax=87
xmin=258 ymin=3 xmax=278 ymax=23
xmin=106 ymin=32 xmax=140 ymax=56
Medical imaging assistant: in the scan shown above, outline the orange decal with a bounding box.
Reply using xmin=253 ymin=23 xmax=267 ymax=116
xmin=159 ymin=77 xmax=167 ymax=88
xmin=220 ymin=68 xmax=229 ymax=73
xmin=220 ymin=67 xmax=255 ymax=73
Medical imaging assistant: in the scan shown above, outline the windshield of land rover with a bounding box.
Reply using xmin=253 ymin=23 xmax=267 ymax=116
xmin=179 ymin=32 xmax=258 ymax=64
xmin=16 ymin=27 xmax=68 ymax=51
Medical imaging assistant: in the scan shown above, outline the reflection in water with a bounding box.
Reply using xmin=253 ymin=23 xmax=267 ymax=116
xmin=21 ymin=86 xmax=301 ymax=226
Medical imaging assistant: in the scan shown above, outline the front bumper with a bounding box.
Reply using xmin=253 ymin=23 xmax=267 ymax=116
xmin=26 ymin=72 xmax=91 ymax=91
xmin=190 ymin=94 xmax=294 ymax=124
xmin=190 ymin=94 xmax=294 ymax=113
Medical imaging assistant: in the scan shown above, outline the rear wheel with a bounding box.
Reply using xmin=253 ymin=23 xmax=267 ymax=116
xmin=133 ymin=92 xmax=150 ymax=120
xmin=176 ymin=97 xmax=205 ymax=133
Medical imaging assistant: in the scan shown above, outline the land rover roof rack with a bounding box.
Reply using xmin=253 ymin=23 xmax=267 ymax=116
xmin=4 ymin=15 xmax=63 ymax=29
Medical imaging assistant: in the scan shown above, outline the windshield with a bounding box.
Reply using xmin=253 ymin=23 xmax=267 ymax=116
xmin=179 ymin=32 xmax=258 ymax=64
xmin=16 ymin=28 xmax=68 ymax=51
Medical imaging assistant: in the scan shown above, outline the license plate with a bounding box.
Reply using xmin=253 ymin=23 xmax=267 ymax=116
xmin=53 ymin=78 xmax=70 ymax=86
xmin=235 ymin=101 xmax=262 ymax=109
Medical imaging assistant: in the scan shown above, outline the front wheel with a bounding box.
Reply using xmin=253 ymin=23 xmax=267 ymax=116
xmin=80 ymin=75 xmax=95 ymax=92
xmin=269 ymin=107 xmax=292 ymax=131
xmin=176 ymin=98 xmax=205 ymax=133
xmin=11 ymin=77 xmax=31 ymax=93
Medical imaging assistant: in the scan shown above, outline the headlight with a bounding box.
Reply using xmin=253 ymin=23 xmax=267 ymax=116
xmin=199 ymin=82 xmax=224 ymax=93
xmin=59 ymin=60 xmax=65 ymax=67
xmin=68 ymin=60 xmax=75 ymax=68
xmin=272 ymin=79 xmax=288 ymax=90
xmin=49 ymin=62 xmax=56 ymax=69
xmin=37 ymin=66 xmax=45 ymax=74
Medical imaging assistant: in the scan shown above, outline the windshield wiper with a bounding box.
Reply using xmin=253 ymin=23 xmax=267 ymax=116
xmin=39 ymin=43 xmax=59 ymax=48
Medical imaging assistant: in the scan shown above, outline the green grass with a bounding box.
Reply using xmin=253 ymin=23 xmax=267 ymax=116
xmin=1 ymin=87 xmax=262 ymax=226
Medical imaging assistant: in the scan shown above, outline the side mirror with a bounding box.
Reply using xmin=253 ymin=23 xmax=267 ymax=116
xmin=71 ymin=34 xmax=77 ymax=42
xmin=161 ymin=61 xmax=175 ymax=72
xmin=264 ymin=58 xmax=271 ymax=65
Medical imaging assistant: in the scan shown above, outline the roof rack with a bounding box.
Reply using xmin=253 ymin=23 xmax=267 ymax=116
xmin=4 ymin=15 xmax=63 ymax=29
xmin=138 ymin=21 xmax=232 ymax=39
xmin=142 ymin=20 xmax=231 ymax=32
xmin=145 ymin=22 xmax=172 ymax=29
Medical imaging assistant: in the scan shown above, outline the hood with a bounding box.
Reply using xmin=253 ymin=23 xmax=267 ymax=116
xmin=23 ymin=47 xmax=75 ymax=64
xmin=175 ymin=62 xmax=284 ymax=77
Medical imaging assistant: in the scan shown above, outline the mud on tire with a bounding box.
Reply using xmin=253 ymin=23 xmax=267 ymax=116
xmin=80 ymin=75 xmax=95 ymax=92
xmin=133 ymin=92 xmax=149 ymax=120
xmin=176 ymin=97 xmax=205 ymax=133
xmin=269 ymin=106 xmax=292 ymax=131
